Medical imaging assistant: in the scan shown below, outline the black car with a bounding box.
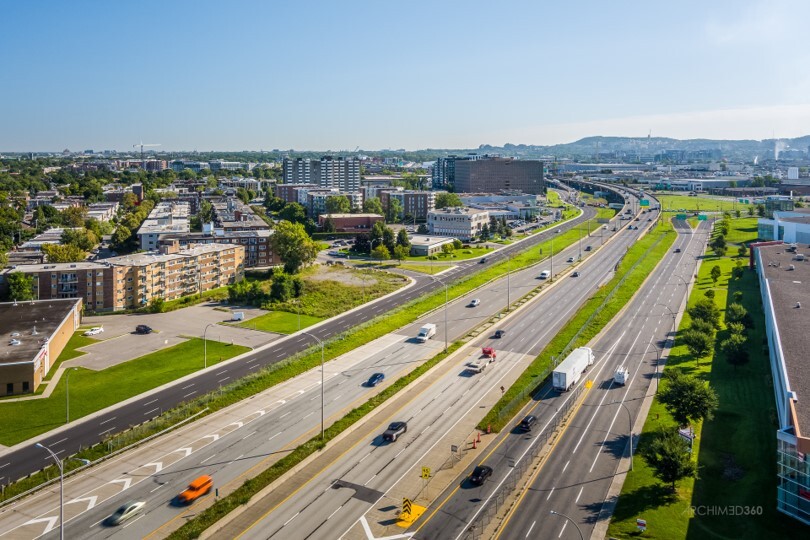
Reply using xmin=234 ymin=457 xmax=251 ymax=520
xmin=383 ymin=421 xmax=408 ymax=442
xmin=518 ymin=415 xmax=537 ymax=432
xmin=572 ymin=271 xmax=580 ymax=277
xmin=470 ymin=465 xmax=493 ymax=485
xmin=366 ymin=372 xmax=385 ymax=387
xmin=494 ymin=329 xmax=505 ymax=339
xmin=674 ymin=248 xmax=681 ymax=253
xmin=479 ymin=257 xmax=487 ymax=264
xmin=135 ymin=325 xmax=153 ymax=334
xmin=584 ymin=245 xmax=592 ymax=251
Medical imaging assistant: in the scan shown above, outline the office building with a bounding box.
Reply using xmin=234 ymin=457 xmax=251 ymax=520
xmin=427 ymin=207 xmax=490 ymax=241
xmin=758 ymin=210 xmax=810 ymax=243
xmin=454 ymin=157 xmax=545 ymax=195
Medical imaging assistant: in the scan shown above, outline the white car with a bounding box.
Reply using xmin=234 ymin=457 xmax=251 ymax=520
xmin=83 ymin=327 xmax=104 ymax=336
xmin=469 ymin=298 xmax=481 ymax=307
xmin=105 ymin=500 xmax=145 ymax=526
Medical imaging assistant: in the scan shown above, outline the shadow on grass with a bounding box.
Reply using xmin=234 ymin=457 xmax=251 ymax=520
xmin=609 ymin=483 xmax=679 ymax=523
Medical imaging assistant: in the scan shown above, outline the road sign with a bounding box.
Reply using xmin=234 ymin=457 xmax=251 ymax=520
xmin=637 ymin=518 xmax=647 ymax=532
xmin=698 ymin=214 xmax=707 ymax=221
xmin=676 ymin=213 xmax=688 ymax=220
xmin=640 ymin=199 xmax=650 ymax=206
xmin=421 ymin=467 xmax=431 ymax=479
xmin=403 ymin=498 xmax=412 ymax=515
xmin=596 ymin=218 xmax=610 ymax=224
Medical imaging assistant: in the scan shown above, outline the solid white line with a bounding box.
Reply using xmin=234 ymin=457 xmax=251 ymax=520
xmin=562 ymin=460 xmax=570 ymax=472
xmin=98 ymin=428 xmax=114 ymax=436
xmin=123 ymin=514 xmax=144 ymax=528
xmin=358 ymin=452 xmax=370 ymax=464
xmin=303 ymin=412 xmax=313 ymax=419
xmin=364 ymin=474 xmax=376 ymax=486
xmin=51 ymin=437 xmax=68 ymax=446
xmin=201 ymin=454 xmax=216 ymax=464
xmin=328 ymin=505 xmax=343 ymax=520
xmin=183 ymin=391 xmax=196 ymax=398
xmin=525 ymin=520 xmax=536 ymax=538
xmin=558 ymin=520 xmax=568 ymax=538
xmin=216 ymin=369 xmax=227 ymax=375
xmin=279 ymin=412 xmax=290 ymax=419
xmin=218 ymin=377 xmax=230 ymax=383
xmin=242 ymin=431 xmax=256 ymax=440
xmin=269 ymin=432 xmax=283 ymax=442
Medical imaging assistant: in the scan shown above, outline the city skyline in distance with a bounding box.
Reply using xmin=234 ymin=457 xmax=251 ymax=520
xmin=3 ymin=0 xmax=810 ymax=152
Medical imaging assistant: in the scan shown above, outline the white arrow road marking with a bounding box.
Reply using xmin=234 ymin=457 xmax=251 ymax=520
xmin=358 ymin=516 xmax=414 ymax=540
xmin=67 ymin=495 xmax=98 ymax=511
xmin=172 ymin=447 xmax=193 ymax=458
xmin=20 ymin=516 xmax=58 ymax=534
xmin=202 ymin=433 xmax=220 ymax=442
xmin=110 ymin=477 xmax=132 ymax=490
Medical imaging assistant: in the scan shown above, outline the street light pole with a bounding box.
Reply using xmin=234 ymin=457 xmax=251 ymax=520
xmin=615 ymin=400 xmax=634 ymax=471
xmin=549 ymin=510 xmax=584 ymax=540
xmin=65 ymin=367 xmax=78 ymax=424
xmin=300 ymin=332 xmax=325 ymax=439
xmin=203 ymin=323 xmax=216 ymax=369
xmin=34 ymin=444 xmax=90 ymax=540
xmin=428 ymin=275 xmax=449 ymax=352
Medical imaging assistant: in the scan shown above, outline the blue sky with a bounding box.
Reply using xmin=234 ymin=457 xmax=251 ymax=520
xmin=3 ymin=0 xmax=809 ymax=151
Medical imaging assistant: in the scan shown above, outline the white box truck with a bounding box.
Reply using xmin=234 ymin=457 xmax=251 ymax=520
xmin=552 ymin=347 xmax=594 ymax=391
xmin=416 ymin=323 xmax=437 ymax=343
xmin=614 ymin=366 xmax=630 ymax=385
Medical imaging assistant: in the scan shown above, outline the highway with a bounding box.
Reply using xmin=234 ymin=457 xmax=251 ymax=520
xmin=0 ymin=200 xmax=626 ymax=538
xmin=407 ymin=217 xmax=709 ymax=540
xmin=0 ymin=196 xmax=595 ymax=490
xmin=201 ymin=207 xmax=658 ymax=540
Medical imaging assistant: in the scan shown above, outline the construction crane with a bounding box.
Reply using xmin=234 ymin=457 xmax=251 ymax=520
xmin=133 ymin=142 xmax=161 ymax=167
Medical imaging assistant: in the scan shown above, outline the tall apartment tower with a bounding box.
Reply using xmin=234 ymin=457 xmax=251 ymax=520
xmin=453 ymin=157 xmax=545 ymax=194
xmin=283 ymin=156 xmax=360 ymax=192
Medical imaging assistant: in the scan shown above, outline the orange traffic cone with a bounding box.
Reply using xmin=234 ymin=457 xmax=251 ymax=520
xmin=472 ymin=438 xmax=477 ymax=449
xmin=487 ymin=424 xmax=491 ymax=434
xmin=476 ymin=432 xmax=481 ymax=443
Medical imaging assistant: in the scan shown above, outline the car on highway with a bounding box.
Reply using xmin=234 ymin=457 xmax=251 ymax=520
xmin=674 ymin=248 xmax=681 ymax=253
xmin=366 ymin=372 xmax=385 ymax=387
xmin=177 ymin=475 xmax=213 ymax=505
xmin=572 ymin=271 xmax=580 ymax=277
xmin=493 ymin=329 xmax=506 ymax=339
xmin=482 ymin=347 xmax=496 ymax=359
xmin=538 ymin=270 xmax=550 ymax=279
xmin=479 ymin=257 xmax=487 ymax=264
xmin=383 ymin=421 xmax=408 ymax=442
xmin=83 ymin=326 xmax=104 ymax=336
xmin=135 ymin=324 xmax=153 ymax=334
xmin=584 ymin=245 xmax=592 ymax=251
xmin=518 ymin=415 xmax=537 ymax=432
xmin=469 ymin=298 xmax=481 ymax=307
xmin=470 ymin=464 xmax=493 ymax=485
xmin=105 ymin=500 xmax=145 ymax=526
xmin=566 ymin=257 xmax=574 ymax=263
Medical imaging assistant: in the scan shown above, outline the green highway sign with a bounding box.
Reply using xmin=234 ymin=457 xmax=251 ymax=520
xmin=698 ymin=215 xmax=707 ymax=221
xmin=676 ymin=213 xmax=688 ymax=220
xmin=639 ymin=199 xmax=650 ymax=206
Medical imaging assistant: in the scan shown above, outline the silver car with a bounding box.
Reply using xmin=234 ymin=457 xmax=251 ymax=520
xmin=106 ymin=500 xmax=145 ymax=526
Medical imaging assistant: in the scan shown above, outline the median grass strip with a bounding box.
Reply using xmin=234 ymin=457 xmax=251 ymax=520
xmin=607 ymin=218 xmax=796 ymax=539
xmin=166 ymin=341 xmax=464 ymax=540
xmin=656 ymin=192 xmax=752 ymax=214
xmin=236 ymin=311 xmax=324 ymax=333
xmin=0 ymin=338 xmax=249 ymax=446
xmin=480 ymin=219 xmax=677 ymax=432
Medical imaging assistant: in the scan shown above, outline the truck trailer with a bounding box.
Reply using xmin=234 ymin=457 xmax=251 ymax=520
xmin=552 ymin=347 xmax=595 ymax=391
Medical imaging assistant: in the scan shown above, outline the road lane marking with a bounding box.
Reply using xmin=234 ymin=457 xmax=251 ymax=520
xmin=144 ymin=408 xmax=159 ymax=416
xmin=328 ymin=505 xmax=343 ymax=520
xmin=546 ymin=487 xmax=555 ymax=500
xmin=575 ymin=486 xmax=583 ymax=503
xmin=99 ymin=417 xmax=116 ymax=425
xmin=143 ymin=398 xmax=158 ymax=406
xmin=284 ymin=511 xmax=300 ymax=526
xmin=52 ymin=438 xmax=68 ymax=446
xmin=525 ymin=520 xmax=536 ymax=538
xmin=201 ymin=454 xmax=216 ymax=464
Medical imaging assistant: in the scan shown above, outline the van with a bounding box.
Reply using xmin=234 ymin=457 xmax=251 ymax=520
xmin=231 ymin=312 xmax=245 ymax=321
xmin=177 ymin=475 xmax=213 ymax=505
xmin=538 ymin=270 xmax=551 ymax=279
xmin=518 ymin=415 xmax=537 ymax=432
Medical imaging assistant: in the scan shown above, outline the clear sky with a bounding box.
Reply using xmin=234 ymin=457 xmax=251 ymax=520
xmin=3 ymin=0 xmax=809 ymax=151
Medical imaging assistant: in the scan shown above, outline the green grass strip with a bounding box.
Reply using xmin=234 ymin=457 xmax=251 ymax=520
xmin=479 ymin=219 xmax=677 ymax=432
xmin=167 ymin=341 xmax=464 ymax=540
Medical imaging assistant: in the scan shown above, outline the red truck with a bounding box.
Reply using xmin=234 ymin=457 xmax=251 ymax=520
xmin=482 ymin=347 xmax=496 ymax=359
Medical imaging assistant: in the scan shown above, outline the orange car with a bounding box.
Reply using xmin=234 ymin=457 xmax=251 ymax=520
xmin=177 ymin=475 xmax=213 ymax=504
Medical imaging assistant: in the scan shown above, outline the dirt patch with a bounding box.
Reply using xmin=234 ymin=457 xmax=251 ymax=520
xmin=307 ymin=266 xmax=379 ymax=287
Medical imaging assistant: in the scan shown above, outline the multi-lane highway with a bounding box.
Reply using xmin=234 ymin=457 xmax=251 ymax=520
xmin=409 ymin=217 xmax=708 ymax=540
xmin=0 ymin=196 xmax=596 ymax=490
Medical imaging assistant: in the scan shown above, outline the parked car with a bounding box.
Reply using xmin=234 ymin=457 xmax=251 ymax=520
xmin=383 ymin=421 xmax=408 ymax=442
xmin=366 ymin=372 xmax=385 ymax=387
xmin=470 ymin=464 xmax=493 ymax=485
xmin=135 ymin=325 xmax=153 ymax=334
xmin=105 ymin=500 xmax=145 ymax=526
xmin=494 ymin=329 xmax=506 ymax=339
xmin=469 ymin=298 xmax=481 ymax=307
xmin=83 ymin=327 xmax=104 ymax=336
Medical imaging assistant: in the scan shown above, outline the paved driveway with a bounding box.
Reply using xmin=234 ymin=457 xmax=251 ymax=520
xmin=72 ymin=303 xmax=278 ymax=370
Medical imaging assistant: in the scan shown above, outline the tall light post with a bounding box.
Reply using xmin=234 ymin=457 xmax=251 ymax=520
xmin=656 ymin=304 xmax=678 ymax=346
xmin=300 ymin=332 xmax=325 ymax=439
xmin=203 ymin=323 xmax=217 ymax=369
xmin=428 ymin=275 xmax=448 ymax=352
xmin=65 ymin=367 xmax=78 ymax=424
xmin=35 ymin=443 xmax=90 ymax=540
xmin=550 ymin=229 xmax=560 ymax=281
xmin=549 ymin=510 xmax=584 ymax=540
xmin=614 ymin=400 xmax=634 ymax=471
xmin=644 ymin=339 xmax=662 ymax=395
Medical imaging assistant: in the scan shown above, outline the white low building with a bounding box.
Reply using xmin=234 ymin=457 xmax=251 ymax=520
xmin=427 ymin=207 xmax=489 ymax=241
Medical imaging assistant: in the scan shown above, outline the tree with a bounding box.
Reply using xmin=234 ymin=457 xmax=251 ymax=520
xmin=278 ymin=202 xmax=307 ymax=224
xmin=371 ymin=244 xmax=390 ymax=260
xmin=5 ymin=272 xmax=34 ymax=301
xmin=688 ymin=297 xmax=721 ymax=328
xmin=756 ymin=204 xmax=765 ymax=217
xmin=61 ymin=228 xmax=98 ymax=251
xmin=725 ymin=302 xmax=749 ymax=326
xmin=641 ymin=429 xmax=698 ymax=490
xmin=480 ymin=223 xmax=490 ymax=241
xmin=363 ymin=197 xmax=384 ymax=215
xmin=737 ymin=244 xmax=748 ymax=257
xmin=710 ymin=234 xmax=726 ymax=251
xmin=112 ymin=225 xmax=132 ymax=250
xmin=325 ymin=195 xmax=351 ymax=215
xmin=148 ymin=297 xmax=165 ymax=313
xmin=270 ymin=220 xmax=319 ymax=274
xmin=198 ymin=200 xmax=214 ymax=225
xmin=441 ymin=243 xmax=454 ymax=255
xmin=690 ymin=318 xmax=716 ymax=337
xmin=383 ymin=226 xmax=396 ymax=253
xmin=710 ymin=265 xmax=721 ymax=285
xmin=721 ymin=331 xmax=749 ymax=368
xmin=386 ymin=197 xmax=403 ymax=222
xmin=353 ymin=233 xmax=370 ymax=254
xmin=393 ymin=245 xmax=409 ymax=262
xmin=417 ymin=223 xmax=428 ymax=234
xmin=704 ymin=289 xmax=715 ymax=299
xmin=658 ymin=369 xmax=719 ymax=427
xmin=680 ymin=328 xmax=714 ymax=361
xmin=42 ymin=243 xmax=86 ymax=263
xmin=734 ymin=209 xmax=741 ymax=218
xmin=435 ymin=192 xmax=463 ymax=209
xmin=396 ymin=228 xmax=411 ymax=248
xmin=270 ymin=271 xmax=294 ymax=302
xmin=713 ymin=245 xmax=727 ymax=257
xmin=452 ymin=238 xmax=463 ymax=250
xmin=321 ymin=217 xmax=336 ymax=233
xmin=747 ymin=205 xmax=755 ymax=217
xmin=61 ymin=206 xmax=89 ymax=228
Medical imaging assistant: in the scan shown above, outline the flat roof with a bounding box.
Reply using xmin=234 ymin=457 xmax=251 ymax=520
xmin=0 ymin=299 xmax=80 ymax=366
xmin=409 ymin=234 xmax=455 ymax=247
xmin=321 ymin=213 xmax=383 ymax=219
xmin=759 ymin=244 xmax=810 ymax=437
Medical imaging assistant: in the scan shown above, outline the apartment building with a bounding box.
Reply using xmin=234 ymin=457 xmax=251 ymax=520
xmin=306 ymin=190 xmax=362 ymax=217
xmin=212 ymin=198 xmax=270 ymax=232
xmin=427 ymin=207 xmax=490 ymax=241
xmin=137 ymin=201 xmax=191 ymax=250
xmin=454 ymin=157 xmax=545 ymax=194
xmin=275 ymin=183 xmax=319 ymax=204
xmin=3 ymin=243 xmax=244 ymax=312
xmin=379 ymin=190 xmax=436 ymax=221
xmin=282 ymin=156 xmax=360 ymax=192
xmin=161 ymin=225 xmax=277 ymax=268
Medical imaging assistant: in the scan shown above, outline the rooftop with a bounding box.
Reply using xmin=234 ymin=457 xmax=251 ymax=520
xmin=0 ymin=299 xmax=80 ymax=366
xmin=409 ymin=234 xmax=455 ymax=247
xmin=759 ymin=244 xmax=810 ymax=437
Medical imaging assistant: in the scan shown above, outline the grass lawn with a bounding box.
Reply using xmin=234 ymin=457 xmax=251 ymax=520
xmin=608 ymin=219 xmax=800 ymax=539
xmin=0 ymin=338 xmax=250 ymax=446
xmin=405 ymin=246 xmax=493 ymax=263
xmin=237 ymin=311 xmax=324 ymax=334
xmin=656 ymin=192 xmax=754 ymax=214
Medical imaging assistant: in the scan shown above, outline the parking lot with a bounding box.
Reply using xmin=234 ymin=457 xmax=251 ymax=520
xmin=72 ymin=304 xmax=278 ymax=370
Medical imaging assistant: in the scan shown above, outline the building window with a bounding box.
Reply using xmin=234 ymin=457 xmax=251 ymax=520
xmin=6 ymin=383 xmax=12 ymax=394
xmin=22 ymin=381 xmax=29 ymax=392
